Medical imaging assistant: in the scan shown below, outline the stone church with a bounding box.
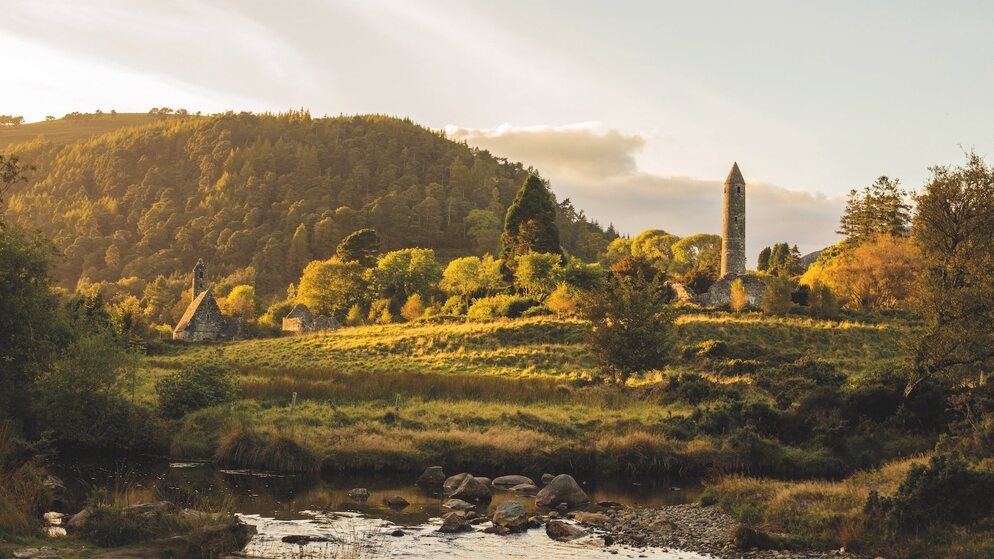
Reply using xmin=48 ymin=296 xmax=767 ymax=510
xmin=172 ymin=259 xmax=242 ymax=341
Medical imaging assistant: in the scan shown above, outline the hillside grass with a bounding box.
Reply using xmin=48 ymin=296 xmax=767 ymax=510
xmin=143 ymin=312 xmax=914 ymax=480
xmin=0 ymin=113 xmax=184 ymax=149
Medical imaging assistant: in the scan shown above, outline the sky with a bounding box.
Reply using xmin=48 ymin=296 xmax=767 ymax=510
xmin=3 ymin=0 xmax=993 ymax=257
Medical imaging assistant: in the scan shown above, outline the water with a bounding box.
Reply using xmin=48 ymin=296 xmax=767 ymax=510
xmin=53 ymin=458 xmax=707 ymax=558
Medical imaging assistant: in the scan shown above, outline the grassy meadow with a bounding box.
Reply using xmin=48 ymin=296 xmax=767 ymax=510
xmin=141 ymin=311 xmax=916 ymax=481
xmin=0 ymin=113 xmax=183 ymax=149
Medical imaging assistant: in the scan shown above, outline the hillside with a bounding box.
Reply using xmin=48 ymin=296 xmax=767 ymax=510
xmin=0 ymin=113 xmax=171 ymax=149
xmin=0 ymin=111 xmax=615 ymax=301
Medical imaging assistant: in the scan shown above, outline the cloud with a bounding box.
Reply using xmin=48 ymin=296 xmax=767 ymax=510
xmin=446 ymin=123 xmax=844 ymax=258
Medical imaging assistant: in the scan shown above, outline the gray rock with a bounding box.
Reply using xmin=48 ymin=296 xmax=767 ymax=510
xmin=416 ymin=466 xmax=446 ymax=488
xmin=385 ymin=495 xmax=410 ymax=509
xmin=347 ymin=488 xmax=370 ymax=501
xmin=443 ymin=473 xmax=471 ymax=494
xmin=443 ymin=498 xmax=476 ymax=511
xmin=450 ymin=476 xmax=491 ymax=502
xmin=66 ymin=509 xmax=91 ymax=532
xmin=12 ymin=548 xmax=61 ymax=559
xmin=511 ymin=483 xmax=540 ymax=495
xmin=122 ymin=501 xmax=178 ymax=517
xmin=492 ymin=501 xmax=529 ymax=532
xmin=535 ymin=474 xmax=589 ymax=509
xmin=475 ymin=477 xmax=492 ymax=487
xmin=492 ymin=475 xmax=534 ymax=489
xmin=546 ymin=520 xmax=587 ymax=542
xmin=438 ymin=511 xmax=472 ymax=533
xmin=541 ymin=473 xmax=556 ymax=485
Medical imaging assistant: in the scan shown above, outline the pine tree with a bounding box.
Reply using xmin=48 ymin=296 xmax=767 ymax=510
xmin=501 ymin=175 xmax=562 ymax=269
xmin=838 ymin=176 xmax=911 ymax=244
xmin=287 ymin=223 xmax=312 ymax=278
xmin=337 ymin=228 xmax=380 ymax=268
xmin=757 ymin=246 xmax=772 ymax=272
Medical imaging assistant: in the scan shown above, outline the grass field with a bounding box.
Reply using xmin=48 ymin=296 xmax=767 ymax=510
xmin=143 ymin=312 xmax=914 ymax=480
xmin=0 ymin=113 xmax=186 ymax=149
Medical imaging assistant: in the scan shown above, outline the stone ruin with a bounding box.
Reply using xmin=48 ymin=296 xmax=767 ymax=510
xmin=282 ymin=303 xmax=340 ymax=335
xmin=172 ymin=259 xmax=243 ymax=341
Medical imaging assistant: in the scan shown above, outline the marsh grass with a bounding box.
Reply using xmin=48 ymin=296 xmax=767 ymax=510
xmin=0 ymin=425 xmax=47 ymax=538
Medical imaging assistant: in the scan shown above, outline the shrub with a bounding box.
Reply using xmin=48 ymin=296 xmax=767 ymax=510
xmin=496 ymin=295 xmax=539 ymax=318
xmin=400 ymin=293 xmax=425 ymax=321
xmin=156 ymin=362 xmax=237 ymax=419
xmin=521 ymin=305 xmax=553 ymax=318
xmin=730 ymin=278 xmax=748 ymax=312
xmin=345 ymin=303 xmax=365 ymax=326
xmin=546 ymin=283 xmax=580 ymax=318
xmin=466 ymin=295 xmax=539 ymax=320
xmin=762 ymin=277 xmax=794 ymax=315
xmin=441 ymin=295 xmax=467 ymax=315
xmin=215 ymin=428 xmax=321 ymax=473
xmin=865 ymin=454 xmax=994 ymax=534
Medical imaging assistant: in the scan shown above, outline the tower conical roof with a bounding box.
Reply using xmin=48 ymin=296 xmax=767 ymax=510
xmin=725 ymin=162 xmax=744 ymax=184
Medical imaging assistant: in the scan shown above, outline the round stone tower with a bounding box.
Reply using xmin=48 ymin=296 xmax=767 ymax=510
xmin=720 ymin=162 xmax=746 ymax=277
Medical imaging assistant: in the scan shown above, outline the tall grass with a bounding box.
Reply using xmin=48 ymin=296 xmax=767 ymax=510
xmin=0 ymin=424 xmax=47 ymax=538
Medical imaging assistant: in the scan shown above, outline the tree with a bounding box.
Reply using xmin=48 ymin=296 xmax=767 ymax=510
xmin=514 ymin=252 xmax=564 ymax=298
xmin=757 ymin=247 xmax=772 ymax=272
xmin=336 ymin=228 xmax=380 ymax=268
xmin=287 ymin=223 xmax=312 ymax=277
xmin=670 ymin=233 xmax=721 ymax=274
xmin=221 ymin=284 xmax=258 ymax=321
xmin=0 ymin=224 xmax=64 ymax=424
xmin=630 ymin=229 xmax=679 ymax=271
xmin=804 ymin=235 xmax=921 ymax=310
xmin=583 ymin=274 xmax=674 ymax=384
xmin=807 ymin=280 xmax=838 ymax=319
xmin=546 ymin=283 xmax=580 ymax=319
xmin=762 ymin=277 xmax=794 ymax=315
xmin=156 ymin=361 xmax=236 ymax=419
xmin=400 ymin=293 xmax=425 ymax=321
xmin=601 ymin=237 xmax=632 ymax=267
xmin=1 ymin=155 xmax=33 ymax=210
xmin=464 ymin=209 xmax=502 ymax=254
xmin=838 ymin=176 xmax=911 ymax=245
xmin=372 ymin=248 xmax=442 ymax=309
xmin=296 ymin=258 xmax=368 ymax=319
xmin=501 ymin=175 xmax=562 ymax=268
xmin=906 ymin=154 xmax=994 ymax=397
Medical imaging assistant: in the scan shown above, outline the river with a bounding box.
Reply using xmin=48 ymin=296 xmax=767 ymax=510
xmin=54 ymin=458 xmax=708 ymax=558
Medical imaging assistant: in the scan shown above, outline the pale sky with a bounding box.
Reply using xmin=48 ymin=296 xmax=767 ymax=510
xmin=3 ymin=0 xmax=993 ymax=257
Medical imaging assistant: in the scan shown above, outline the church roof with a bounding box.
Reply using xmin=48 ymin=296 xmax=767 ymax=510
xmin=285 ymin=303 xmax=313 ymax=320
xmin=173 ymin=289 xmax=215 ymax=334
xmin=725 ymin=162 xmax=745 ymax=185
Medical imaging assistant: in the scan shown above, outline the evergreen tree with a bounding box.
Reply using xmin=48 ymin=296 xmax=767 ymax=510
xmin=287 ymin=223 xmax=312 ymax=278
xmin=501 ymin=175 xmax=562 ymax=269
xmin=757 ymin=246 xmax=772 ymax=271
xmin=336 ymin=228 xmax=380 ymax=268
xmin=838 ymin=176 xmax=911 ymax=244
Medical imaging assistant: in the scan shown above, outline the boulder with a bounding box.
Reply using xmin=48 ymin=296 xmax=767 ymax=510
xmin=385 ymin=495 xmax=410 ymax=509
xmin=535 ymin=474 xmax=589 ymax=509
xmin=11 ymin=548 xmax=61 ymax=559
xmin=541 ymin=473 xmax=556 ymax=485
xmin=437 ymin=511 xmax=472 ymax=533
xmin=43 ymin=476 xmax=66 ymax=508
xmin=347 ymin=488 xmax=370 ymax=501
xmin=491 ymin=501 xmax=529 ymax=532
xmin=492 ymin=475 xmax=534 ymax=489
xmin=443 ymin=499 xmax=476 ymax=511
xmin=415 ymin=466 xmax=446 ymax=488
xmin=546 ymin=520 xmax=587 ymax=542
xmin=511 ymin=483 xmax=539 ymax=495
xmin=733 ymin=525 xmax=776 ymax=550
xmin=450 ymin=476 xmax=491 ymax=502
xmin=475 ymin=477 xmax=492 ymax=487
xmin=443 ymin=473 xmax=471 ymax=494
xmin=67 ymin=508 xmax=92 ymax=532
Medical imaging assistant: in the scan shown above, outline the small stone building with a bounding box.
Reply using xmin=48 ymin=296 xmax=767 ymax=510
xmin=172 ymin=259 xmax=242 ymax=341
xmin=701 ymin=274 xmax=769 ymax=307
xmin=282 ymin=303 xmax=340 ymax=335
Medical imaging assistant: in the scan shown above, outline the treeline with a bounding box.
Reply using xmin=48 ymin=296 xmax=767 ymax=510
xmin=1 ymin=111 xmax=615 ymax=305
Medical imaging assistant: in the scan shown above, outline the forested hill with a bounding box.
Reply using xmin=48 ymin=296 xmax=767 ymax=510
xmin=2 ymin=111 xmax=614 ymax=297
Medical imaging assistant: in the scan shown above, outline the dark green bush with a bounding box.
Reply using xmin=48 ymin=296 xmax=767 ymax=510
xmin=521 ymin=305 xmax=553 ymax=318
xmin=156 ymin=362 xmax=237 ymax=419
xmin=497 ymin=296 xmax=540 ymax=318
xmin=866 ymin=454 xmax=994 ymax=534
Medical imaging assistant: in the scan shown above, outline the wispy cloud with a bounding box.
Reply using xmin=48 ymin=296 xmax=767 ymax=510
xmin=447 ymin=123 xmax=844 ymax=258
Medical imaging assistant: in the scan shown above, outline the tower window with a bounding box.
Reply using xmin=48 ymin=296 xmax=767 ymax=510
xmin=737 ymin=186 xmax=741 ymax=194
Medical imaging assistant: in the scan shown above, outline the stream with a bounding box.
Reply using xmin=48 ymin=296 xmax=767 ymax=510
xmin=54 ymin=458 xmax=708 ymax=558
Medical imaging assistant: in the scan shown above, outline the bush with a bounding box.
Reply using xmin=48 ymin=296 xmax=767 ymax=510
xmin=400 ymin=293 xmax=425 ymax=321
xmin=441 ymin=295 xmax=467 ymax=315
xmin=730 ymin=278 xmax=748 ymax=312
xmin=865 ymin=454 xmax=994 ymax=534
xmin=762 ymin=277 xmax=794 ymax=315
xmin=156 ymin=362 xmax=237 ymax=419
xmin=466 ymin=295 xmax=540 ymax=320
xmin=521 ymin=305 xmax=553 ymax=318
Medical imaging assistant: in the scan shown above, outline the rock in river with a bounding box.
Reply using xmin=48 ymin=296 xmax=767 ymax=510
xmin=546 ymin=520 xmax=587 ymax=542
xmin=450 ymin=476 xmax=491 ymax=502
xmin=511 ymin=483 xmax=540 ymax=495
xmin=443 ymin=472 xmax=471 ymax=494
xmin=492 ymin=501 xmax=529 ymax=532
xmin=492 ymin=475 xmax=534 ymax=489
xmin=438 ymin=511 xmax=473 ymax=533
xmin=443 ymin=498 xmax=476 ymax=511
xmin=347 ymin=488 xmax=370 ymax=501
xmin=535 ymin=474 xmax=589 ymax=509
xmin=385 ymin=495 xmax=410 ymax=509
xmin=416 ymin=466 xmax=446 ymax=488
